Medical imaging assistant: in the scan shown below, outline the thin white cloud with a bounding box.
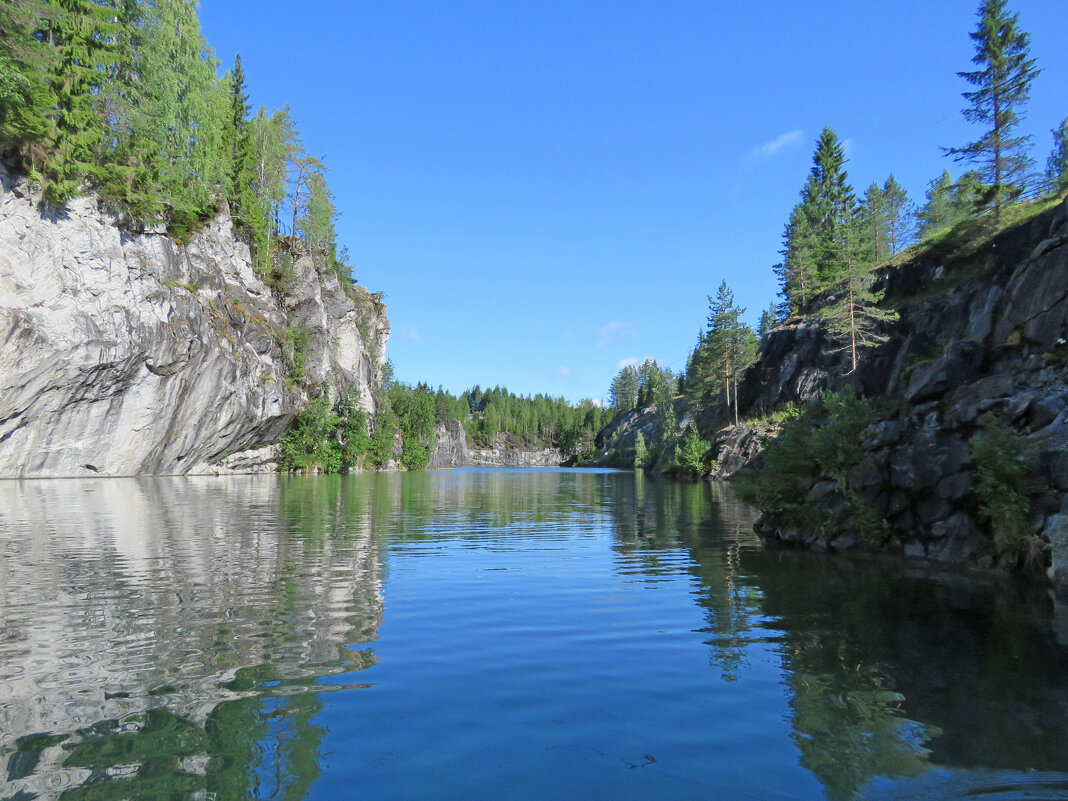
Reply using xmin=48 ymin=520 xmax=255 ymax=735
xmin=614 ymin=357 xmax=639 ymax=370
xmin=557 ymin=366 xmax=572 ymax=378
xmin=750 ymin=130 xmax=803 ymax=160
xmin=842 ymin=138 xmax=855 ymax=157
xmin=397 ymin=323 xmax=422 ymax=342
xmin=596 ymin=321 xmax=637 ymax=348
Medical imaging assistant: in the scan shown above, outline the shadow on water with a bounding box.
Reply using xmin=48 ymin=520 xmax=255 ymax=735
xmin=3 ymin=471 xmax=1068 ymax=800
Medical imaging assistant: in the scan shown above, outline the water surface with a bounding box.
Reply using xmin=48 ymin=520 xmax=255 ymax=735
xmin=2 ymin=469 xmax=1068 ymax=800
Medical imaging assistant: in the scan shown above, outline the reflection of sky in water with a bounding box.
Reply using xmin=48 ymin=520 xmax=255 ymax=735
xmin=2 ymin=471 xmax=1068 ymax=800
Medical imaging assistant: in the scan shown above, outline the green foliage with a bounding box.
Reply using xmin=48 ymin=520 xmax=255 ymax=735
xmin=686 ymin=281 xmax=756 ymax=412
xmin=676 ymin=424 xmax=712 ymax=478
xmin=944 ymin=0 xmax=1040 ymax=218
xmin=815 ymin=216 xmax=899 ymax=373
xmin=775 ymin=127 xmax=858 ymax=312
xmin=366 ymin=405 xmax=398 ymax=468
xmin=609 ymin=364 xmax=639 ymax=414
xmin=280 ymin=326 xmax=309 ymax=382
xmin=1049 ymin=116 xmax=1068 ymax=194
xmin=278 ymin=388 xmax=369 ymax=473
xmin=337 ymin=388 xmax=370 ymax=469
xmin=0 ymin=0 xmax=351 ymax=267
xmin=389 ymin=382 xmax=437 ymax=471
xmin=279 ymin=394 xmax=342 ymax=473
xmin=969 ymin=415 xmax=1043 ymax=566
xmin=735 ymin=395 xmax=885 ymax=541
xmin=917 ymin=169 xmax=984 ymax=238
xmin=633 ymin=430 xmax=649 ymax=470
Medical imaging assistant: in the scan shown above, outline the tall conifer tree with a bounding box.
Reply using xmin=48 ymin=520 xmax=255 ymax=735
xmin=816 ymin=218 xmax=898 ymax=373
xmin=882 ymin=174 xmax=915 ymax=255
xmin=945 ymin=0 xmax=1040 ymax=220
xmin=1049 ymin=117 xmax=1068 ymax=194
xmin=801 ymin=127 xmax=856 ymax=284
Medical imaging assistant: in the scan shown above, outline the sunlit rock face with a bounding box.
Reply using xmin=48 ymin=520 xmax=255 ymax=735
xmin=0 ymin=171 xmax=388 ymax=477
xmin=429 ymin=421 xmax=564 ymax=468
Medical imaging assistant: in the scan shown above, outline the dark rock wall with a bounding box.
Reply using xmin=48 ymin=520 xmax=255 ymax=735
xmin=745 ymin=198 xmax=1068 ymax=585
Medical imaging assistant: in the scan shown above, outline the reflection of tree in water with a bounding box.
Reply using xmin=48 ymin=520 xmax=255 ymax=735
xmin=0 ymin=476 xmax=383 ymax=800
xmin=601 ymin=474 xmax=1068 ymax=799
xmin=758 ymin=551 xmax=1068 ymax=800
xmin=604 ymin=475 xmax=763 ymax=681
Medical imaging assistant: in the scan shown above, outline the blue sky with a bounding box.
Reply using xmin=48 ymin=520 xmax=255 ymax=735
xmin=199 ymin=1 xmax=1068 ymax=404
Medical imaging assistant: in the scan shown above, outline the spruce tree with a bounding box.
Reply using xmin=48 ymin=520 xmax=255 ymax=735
xmin=224 ymin=54 xmax=258 ymax=234
xmin=0 ymin=1 xmax=53 ymax=155
xmin=801 ymin=127 xmax=857 ymax=285
xmin=945 ymin=0 xmax=1040 ymax=220
xmin=777 ymin=127 xmax=856 ymax=312
xmin=37 ymin=0 xmax=119 ymax=201
xmin=775 ymin=204 xmax=818 ymax=314
xmin=918 ymin=169 xmax=985 ymax=238
xmin=1049 ymin=117 xmax=1068 ymax=194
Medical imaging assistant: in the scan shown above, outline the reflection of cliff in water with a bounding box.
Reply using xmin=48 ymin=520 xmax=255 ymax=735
xmin=758 ymin=553 xmax=1068 ymax=799
xmin=0 ymin=476 xmax=383 ymax=800
xmin=602 ymin=477 xmax=1068 ymax=800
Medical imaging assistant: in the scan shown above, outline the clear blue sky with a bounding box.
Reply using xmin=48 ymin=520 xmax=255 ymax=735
xmin=198 ymin=1 xmax=1068 ymax=404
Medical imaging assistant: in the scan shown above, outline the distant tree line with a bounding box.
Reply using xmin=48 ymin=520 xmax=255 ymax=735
xmin=431 ymin=385 xmax=608 ymax=460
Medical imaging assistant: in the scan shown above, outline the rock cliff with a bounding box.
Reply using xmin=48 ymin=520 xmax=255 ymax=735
xmin=0 ymin=171 xmax=388 ymax=477
xmin=741 ymin=198 xmax=1068 ymax=585
xmin=429 ymin=420 xmax=564 ymax=468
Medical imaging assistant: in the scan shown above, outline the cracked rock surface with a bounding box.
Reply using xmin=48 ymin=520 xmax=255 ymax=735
xmin=0 ymin=172 xmax=388 ymax=477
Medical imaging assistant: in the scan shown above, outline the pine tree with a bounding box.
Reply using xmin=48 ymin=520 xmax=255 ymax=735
xmin=1049 ymin=117 xmax=1068 ymax=195
xmin=917 ymin=169 xmax=985 ymax=238
xmin=859 ymin=182 xmax=890 ymax=265
xmin=945 ymin=0 xmax=1040 ymax=220
xmin=757 ymin=303 xmax=779 ymax=339
xmin=882 ymin=174 xmax=915 ymax=255
xmin=816 ymin=217 xmax=898 ymax=373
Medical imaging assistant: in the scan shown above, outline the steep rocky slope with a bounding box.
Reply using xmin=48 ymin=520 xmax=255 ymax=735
xmin=745 ymin=199 xmax=1068 ymax=583
xmin=429 ymin=420 xmax=564 ymax=468
xmin=590 ymin=198 xmax=1068 ymax=584
xmin=0 ymin=171 xmax=388 ymax=477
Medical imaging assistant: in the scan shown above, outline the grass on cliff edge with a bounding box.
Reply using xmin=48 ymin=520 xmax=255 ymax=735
xmin=888 ymin=193 xmax=1065 ymax=273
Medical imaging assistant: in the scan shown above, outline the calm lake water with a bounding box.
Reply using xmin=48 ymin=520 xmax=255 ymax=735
xmin=3 ymin=469 xmax=1068 ymax=800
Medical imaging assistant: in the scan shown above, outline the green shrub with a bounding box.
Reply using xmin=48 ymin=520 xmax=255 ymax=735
xmin=734 ymin=394 xmax=886 ymax=541
xmin=278 ymin=395 xmax=342 ymax=473
xmin=278 ymin=387 xmax=371 ymax=473
xmin=969 ymin=415 xmax=1044 ymax=567
xmin=281 ymin=327 xmax=309 ymax=382
xmin=676 ymin=423 xmax=712 ymax=477
xmin=634 ymin=431 xmax=648 ymax=470
xmin=367 ymin=406 xmax=399 ymax=468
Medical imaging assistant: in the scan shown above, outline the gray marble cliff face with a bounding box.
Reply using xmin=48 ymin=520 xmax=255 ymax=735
xmin=0 ymin=172 xmax=388 ymax=477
